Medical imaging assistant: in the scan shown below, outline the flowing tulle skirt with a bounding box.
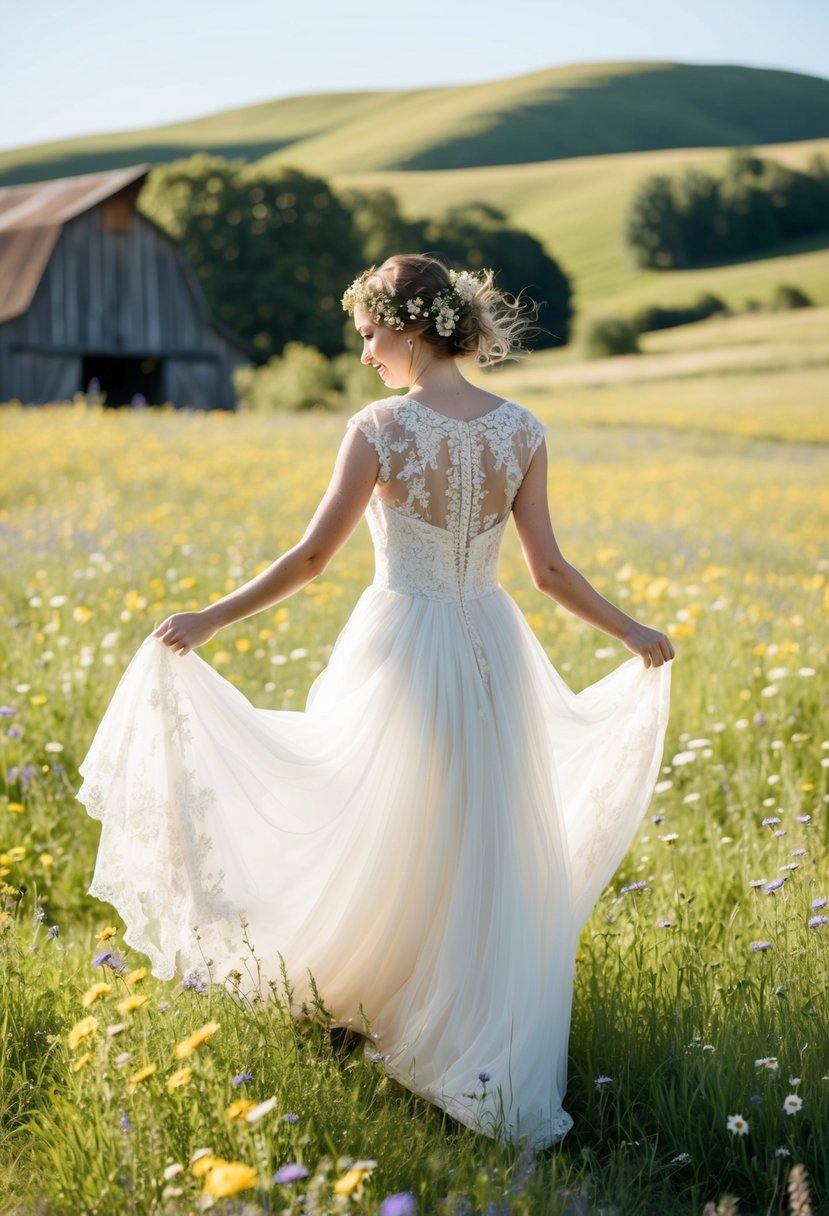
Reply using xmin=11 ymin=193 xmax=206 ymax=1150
xmin=77 ymin=584 xmax=671 ymax=1148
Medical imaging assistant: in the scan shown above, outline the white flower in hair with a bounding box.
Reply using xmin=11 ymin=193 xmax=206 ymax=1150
xmin=341 ymin=265 xmax=487 ymax=336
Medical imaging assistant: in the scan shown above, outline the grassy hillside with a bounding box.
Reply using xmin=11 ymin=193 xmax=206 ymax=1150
xmin=340 ymin=137 xmax=829 ymax=312
xmin=1 ymin=61 xmax=828 ymax=185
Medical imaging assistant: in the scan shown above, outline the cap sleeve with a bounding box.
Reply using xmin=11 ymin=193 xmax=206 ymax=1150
xmin=525 ymin=411 xmax=548 ymax=459
xmin=347 ymin=403 xmax=391 ymax=483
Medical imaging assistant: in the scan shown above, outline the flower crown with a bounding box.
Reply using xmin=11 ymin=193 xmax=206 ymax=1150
xmin=341 ymin=267 xmax=487 ymax=338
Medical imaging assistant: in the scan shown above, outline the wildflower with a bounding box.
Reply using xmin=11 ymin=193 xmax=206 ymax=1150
xmin=175 ymin=1020 xmax=220 ymax=1058
xmin=726 ymin=1113 xmax=749 ymax=1135
xmin=775 ymin=1146 xmax=791 ymax=1158
xmin=202 ymin=1160 xmax=258 ymax=1198
xmin=619 ymin=881 xmax=647 ymax=894
xmin=368 ymin=1051 xmax=385 ymax=1063
xmin=748 ymin=879 xmax=768 ymax=888
xmin=812 ymin=897 xmax=828 ymax=909
xmin=127 ymin=1063 xmax=156 ymax=1092
xmin=652 ymin=813 xmax=664 ymax=824
xmin=478 ymin=1071 xmax=491 ymax=1083
xmin=163 ymin=1163 xmax=184 ymax=1180
xmin=750 ymin=941 xmax=772 ymax=952
xmin=166 ymin=1066 xmax=193 ymax=1091
xmin=116 ymin=994 xmax=147 ymax=1015
xmin=381 ymin=1194 xmax=417 ymax=1216
xmin=762 ymin=816 xmax=781 ymax=827
xmin=107 ymin=1023 xmax=127 ymax=1037
xmin=283 ymin=1110 xmax=300 ymax=1123
xmin=659 ymin=833 xmax=679 ymax=843
xmin=125 ymin=967 xmax=147 ymax=984
xmin=97 ymin=926 xmax=117 ymax=941
xmin=245 ymin=1096 xmax=277 ymax=1124
xmin=47 ymin=925 xmax=59 ymax=940
xmin=225 ymin=1098 xmax=256 ymax=1121
xmin=764 ymin=879 xmax=785 ymax=894
xmin=181 ymin=970 xmax=208 ymax=994
xmin=335 ymin=1161 xmax=377 ymax=1196
xmin=657 ymin=919 xmax=673 ymax=928
xmin=808 ymin=914 xmax=829 ymax=928
xmin=92 ymin=950 xmax=112 ymax=967
xmin=7 ymin=803 xmax=23 ymax=814
xmin=274 ymin=1163 xmax=309 ymax=1184
xmin=70 ymin=1051 xmax=92 ymax=1073
xmin=231 ymin=1071 xmax=254 ymax=1086
xmin=120 ymin=1112 xmax=135 ymax=1133
xmin=670 ymin=1153 xmax=691 ymax=1164
xmin=783 ymin=1094 xmax=803 ymax=1115
xmin=114 ymin=1051 xmax=130 ymax=1067
xmin=81 ymin=982 xmax=112 ymax=1007
xmin=67 ymin=1016 xmax=98 ymax=1050
xmin=795 ymin=815 xmax=811 ymax=824
xmin=191 ymin=1149 xmax=216 ymax=1177
xmin=594 ymin=1075 xmax=613 ymax=1088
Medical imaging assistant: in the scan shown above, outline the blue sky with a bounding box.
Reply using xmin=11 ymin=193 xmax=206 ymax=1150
xmin=2 ymin=0 xmax=827 ymax=151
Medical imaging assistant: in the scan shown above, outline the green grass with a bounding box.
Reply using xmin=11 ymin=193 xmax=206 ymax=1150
xmin=1 ymin=61 xmax=827 ymax=185
xmin=1 ymin=306 xmax=827 ymax=1213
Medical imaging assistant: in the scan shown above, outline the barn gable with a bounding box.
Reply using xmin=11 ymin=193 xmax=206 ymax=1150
xmin=0 ymin=165 xmax=255 ymax=409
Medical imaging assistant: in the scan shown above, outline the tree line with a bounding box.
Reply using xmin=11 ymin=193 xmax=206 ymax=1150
xmin=138 ymin=155 xmax=573 ymax=361
xmin=624 ymin=149 xmax=829 ymax=269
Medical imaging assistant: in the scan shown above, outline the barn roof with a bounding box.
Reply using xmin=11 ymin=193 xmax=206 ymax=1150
xmin=0 ymin=165 xmax=151 ymax=325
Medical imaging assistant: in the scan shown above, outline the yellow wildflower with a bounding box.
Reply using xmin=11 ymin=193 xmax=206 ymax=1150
xmin=334 ymin=1162 xmax=376 ymax=1196
xmin=97 ymin=926 xmax=117 ymax=941
xmin=235 ymin=638 xmax=252 ymax=652
xmin=127 ymin=1063 xmax=156 ymax=1092
xmin=0 ymin=910 xmax=10 ymax=927
xmin=125 ymin=967 xmax=147 ymax=985
xmin=225 ymin=1098 xmax=256 ymax=1121
xmin=70 ymin=1052 xmax=92 ymax=1073
xmin=68 ymin=1016 xmax=98 ymax=1050
xmin=7 ymin=803 xmax=24 ymax=814
xmin=81 ymin=983 xmax=112 ymax=1007
xmin=73 ymin=605 xmax=92 ymax=622
xmin=191 ymin=1152 xmax=217 ymax=1178
xmin=166 ymin=1066 xmax=193 ymax=1092
xmin=39 ymin=852 xmax=53 ymax=869
xmin=116 ymin=994 xmax=147 ymax=1015
xmin=203 ymin=1160 xmax=257 ymax=1198
xmin=29 ymin=695 xmax=48 ymax=706
xmin=175 ymin=1021 xmax=220 ymax=1058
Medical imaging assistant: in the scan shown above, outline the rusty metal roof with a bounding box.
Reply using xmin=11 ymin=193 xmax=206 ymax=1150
xmin=0 ymin=164 xmax=151 ymax=325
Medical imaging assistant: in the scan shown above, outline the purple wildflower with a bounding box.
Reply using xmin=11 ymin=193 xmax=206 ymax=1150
xmin=478 ymin=1071 xmax=491 ymax=1084
xmin=119 ymin=1112 xmax=135 ymax=1133
xmin=274 ymin=1163 xmax=308 ymax=1184
xmin=812 ymin=897 xmax=828 ymax=910
xmin=791 ymin=849 xmax=806 ymax=858
xmin=748 ymin=1094 xmax=762 ymax=1105
xmin=764 ymin=879 xmax=785 ymax=894
xmin=652 ymin=814 xmax=664 ymax=824
xmin=47 ymin=924 xmax=59 ymax=940
xmin=620 ymin=881 xmax=647 ymax=895
xmin=283 ymin=1111 xmax=299 ymax=1124
xmin=795 ymin=815 xmax=811 ymax=824
xmin=0 ymin=706 xmax=15 ymax=716
xmin=752 ymin=712 xmax=766 ymax=726
xmin=231 ymin=1072 xmax=253 ymax=1087
xmin=181 ymin=971 xmax=207 ymax=994
xmin=750 ymin=941 xmax=772 ymax=952
xmin=368 ymin=1051 xmax=385 ymax=1064
xmin=762 ymin=817 xmax=781 ymax=827
xmin=93 ymin=950 xmax=113 ymax=967
xmin=808 ymin=915 xmax=828 ymax=929
xmin=380 ymin=1194 xmax=416 ymax=1216
xmin=594 ymin=1075 xmax=613 ymax=1088
xmin=7 ymin=726 xmax=22 ymax=739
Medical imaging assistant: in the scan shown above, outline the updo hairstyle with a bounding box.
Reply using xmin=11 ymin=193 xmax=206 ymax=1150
xmin=357 ymin=253 xmax=535 ymax=368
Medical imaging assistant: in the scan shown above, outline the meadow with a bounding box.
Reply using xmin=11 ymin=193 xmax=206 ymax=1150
xmin=1 ymin=307 xmax=827 ymax=1214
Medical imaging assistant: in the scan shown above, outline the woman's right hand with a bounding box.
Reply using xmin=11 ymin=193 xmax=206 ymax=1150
xmin=153 ymin=608 xmax=219 ymax=657
xmin=621 ymin=621 xmax=676 ymax=668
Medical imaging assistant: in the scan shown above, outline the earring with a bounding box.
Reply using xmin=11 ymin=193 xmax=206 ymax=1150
xmin=407 ymin=338 xmax=414 ymax=351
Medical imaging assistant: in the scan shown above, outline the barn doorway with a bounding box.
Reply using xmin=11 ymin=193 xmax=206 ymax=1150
xmin=81 ymin=355 xmax=165 ymax=407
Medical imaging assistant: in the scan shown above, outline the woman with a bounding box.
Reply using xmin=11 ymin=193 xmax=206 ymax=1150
xmin=78 ymin=253 xmax=674 ymax=1149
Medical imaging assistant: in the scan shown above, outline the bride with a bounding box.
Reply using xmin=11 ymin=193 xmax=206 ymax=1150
xmin=78 ymin=253 xmax=674 ymax=1149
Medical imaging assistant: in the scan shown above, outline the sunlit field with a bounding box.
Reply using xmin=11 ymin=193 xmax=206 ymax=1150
xmin=1 ymin=310 xmax=827 ymax=1214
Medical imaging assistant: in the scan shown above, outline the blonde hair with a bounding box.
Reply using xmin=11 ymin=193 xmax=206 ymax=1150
xmin=353 ymin=253 xmax=535 ymax=367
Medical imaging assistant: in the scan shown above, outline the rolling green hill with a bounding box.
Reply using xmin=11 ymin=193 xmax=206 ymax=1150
xmin=339 ymin=137 xmax=829 ymax=311
xmin=1 ymin=60 xmax=828 ymax=185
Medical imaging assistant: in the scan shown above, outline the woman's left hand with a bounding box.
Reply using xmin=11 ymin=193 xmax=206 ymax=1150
xmin=153 ymin=609 xmax=218 ymax=656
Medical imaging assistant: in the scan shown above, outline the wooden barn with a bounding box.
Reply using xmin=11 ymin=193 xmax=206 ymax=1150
xmin=0 ymin=164 xmax=254 ymax=409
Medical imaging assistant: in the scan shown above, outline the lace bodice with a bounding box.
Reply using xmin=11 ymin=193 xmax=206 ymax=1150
xmin=348 ymin=396 xmax=547 ymax=688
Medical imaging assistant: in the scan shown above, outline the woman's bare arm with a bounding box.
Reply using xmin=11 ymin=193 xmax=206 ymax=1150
xmin=153 ymin=426 xmax=379 ymax=655
xmin=511 ymin=441 xmax=675 ymax=668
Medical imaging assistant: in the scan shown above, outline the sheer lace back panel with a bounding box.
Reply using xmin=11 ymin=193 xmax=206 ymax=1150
xmin=347 ymin=397 xmax=547 ymax=603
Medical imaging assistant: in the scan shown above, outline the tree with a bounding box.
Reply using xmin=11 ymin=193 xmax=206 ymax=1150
xmin=623 ymin=175 xmax=687 ymax=268
xmin=140 ymin=155 xmax=364 ymax=358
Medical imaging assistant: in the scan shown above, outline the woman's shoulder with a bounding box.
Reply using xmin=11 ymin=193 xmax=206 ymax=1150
xmin=499 ymin=399 xmax=548 ymax=441
xmin=347 ymin=395 xmax=406 ymax=428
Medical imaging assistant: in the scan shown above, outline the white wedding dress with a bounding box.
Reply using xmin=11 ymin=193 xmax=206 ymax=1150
xmin=77 ymin=395 xmax=671 ymax=1149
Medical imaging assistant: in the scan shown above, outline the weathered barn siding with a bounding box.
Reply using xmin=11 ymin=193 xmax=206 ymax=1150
xmin=0 ymin=168 xmax=254 ymax=408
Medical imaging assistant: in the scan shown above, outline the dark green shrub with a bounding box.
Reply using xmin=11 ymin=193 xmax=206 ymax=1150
xmin=771 ymin=284 xmax=813 ymax=310
xmin=582 ymin=316 xmax=640 ymax=359
xmin=632 ymin=293 xmax=728 ymax=334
